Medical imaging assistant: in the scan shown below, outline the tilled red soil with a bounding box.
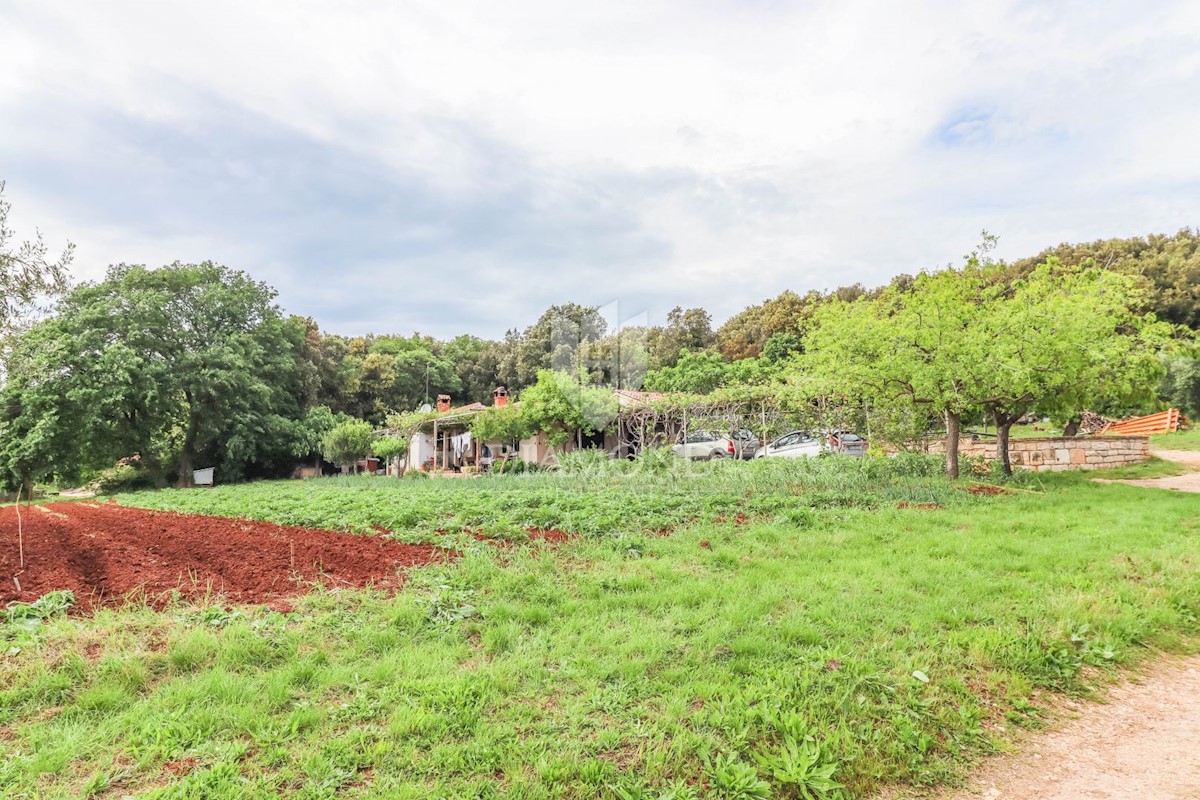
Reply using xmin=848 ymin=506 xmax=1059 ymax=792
xmin=0 ymin=502 xmax=448 ymax=611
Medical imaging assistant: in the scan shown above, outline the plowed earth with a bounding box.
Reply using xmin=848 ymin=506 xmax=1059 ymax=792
xmin=0 ymin=502 xmax=448 ymax=611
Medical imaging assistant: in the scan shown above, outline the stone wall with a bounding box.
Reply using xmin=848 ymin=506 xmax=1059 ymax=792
xmin=926 ymin=435 xmax=1149 ymax=472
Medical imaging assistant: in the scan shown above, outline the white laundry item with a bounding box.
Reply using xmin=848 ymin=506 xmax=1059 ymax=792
xmin=451 ymin=432 xmax=472 ymax=458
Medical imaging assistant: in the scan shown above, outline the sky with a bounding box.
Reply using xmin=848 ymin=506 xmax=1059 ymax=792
xmin=2 ymin=1 xmax=1198 ymax=339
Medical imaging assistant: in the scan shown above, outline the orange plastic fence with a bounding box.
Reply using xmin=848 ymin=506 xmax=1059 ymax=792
xmin=1101 ymin=408 xmax=1182 ymax=436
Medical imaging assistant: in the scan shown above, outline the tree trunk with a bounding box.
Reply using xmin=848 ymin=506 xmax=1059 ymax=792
xmin=177 ymin=449 xmax=193 ymax=488
xmin=945 ymin=410 xmax=961 ymax=479
xmin=991 ymin=408 xmax=1024 ymax=477
xmin=178 ymin=394 xmax=197 ymax=488
xmin=995 ymin=413 xmax=1013 ymax=477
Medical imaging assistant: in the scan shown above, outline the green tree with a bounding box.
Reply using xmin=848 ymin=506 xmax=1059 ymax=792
xmin=646 ymin=306 xmax=715 ymax=368
xmin=519 ymin=370 xmax=617 ymax=448
xmin=716 ymin=290 xmax=821 ymax=361
xmin=321 ymin=419 xmax=376 ymax=473
xmin=0 ymin=181 xmax=74 ymax=496
xmin=973 ymin=259 xmax=1171 ymax=474
xmin=1160 ymin=352 xmax=1200 ymax=420
xmin=513 ymin=304 xmax=608 ymax=388
xmin=2 ymin=262 xmax=310 ymax=487
xmin=371 ymin=435 xmax=409 ymax=476
xmin=643 ymin=350 xmax=774 ymax=393
xmin=469 ymin=404 xmax=533 ymax=446
xmin=804 ymin=260 xmax=989 ymax=478
xmin=0 ymin=181 xmax=74 ymax=338
xmin=1006 ymin=229 xmax=1200 ymax=329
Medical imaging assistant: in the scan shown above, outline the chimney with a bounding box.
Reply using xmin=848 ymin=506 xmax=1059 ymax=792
xmin=493 ymin=386 xmax=509 ymax=408
xmin=436 ymin=394 xmax=451 ymax=413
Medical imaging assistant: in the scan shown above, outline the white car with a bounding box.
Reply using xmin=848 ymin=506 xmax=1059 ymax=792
xmin=754 ymin=430 xmax=868 ymax=459
xmin=671 ymin=430 xmax=738 ymax=460
xmin=754 ymin=430 xmax=823 ymax=459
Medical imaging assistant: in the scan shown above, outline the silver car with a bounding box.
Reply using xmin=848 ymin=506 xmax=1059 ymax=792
xmin=754 ymin=430 xmax=867 ymax=459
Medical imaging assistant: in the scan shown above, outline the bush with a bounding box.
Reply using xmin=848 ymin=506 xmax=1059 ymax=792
xmin=883 ymin=451 xmax=946 ymax=478
xmin=92 ymin=462 xmax=140 ymax=494
xmin=494 ymin=457 xmax=524 ymax=475
xmin=632 ymin=446 xmax=676 ymax=474
xmin=402 ymin=469 xmax=429 ymax=480
xmin=556 ymin=448 xmax=611 ymax=475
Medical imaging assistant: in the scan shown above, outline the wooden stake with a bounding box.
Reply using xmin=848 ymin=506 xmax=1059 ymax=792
xmin=15 ymin=482 xmax=26 ymax=570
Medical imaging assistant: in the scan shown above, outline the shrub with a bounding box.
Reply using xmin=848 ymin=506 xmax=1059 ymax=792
xmin=556 ymin=448 xmax=611 ymax=475
xmin=884 ymin=451 xmax=945 ymax=478
xmin=92 ymin=462 xmax=140 ymax=494
xmin=494 ymin=457 xmax=527 ymax=475
xmin=322 ymin=420 xmax=374 ymax=471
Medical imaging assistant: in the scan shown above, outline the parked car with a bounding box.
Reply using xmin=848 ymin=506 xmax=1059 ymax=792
xmin=753 ymin=430 xmax=823 ymax=459
xmin=730 ymin=428 xmax=759 ymax=459
xmin=671 ymin=430 xmax=738 ymax=460
xmin=825 ymin=430 xmax=867 ymax=456
xmin=754 ymin=430 xmax=868 ymax=459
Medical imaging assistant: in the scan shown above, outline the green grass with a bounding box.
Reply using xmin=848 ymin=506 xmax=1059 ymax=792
xmin=1151 ymin=427 xmax=1200 ymax=451
xmin=2 ymin=460 xmax=1199 ymax=799
xmin=1084 ymin=456 xmax=1191 ymax=480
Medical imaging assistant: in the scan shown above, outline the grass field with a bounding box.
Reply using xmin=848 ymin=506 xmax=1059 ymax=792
xmin=2 ymin=456 xmax=1199 ymax=799
xmin=1151 ymin=427 xmax=1200 ymax=451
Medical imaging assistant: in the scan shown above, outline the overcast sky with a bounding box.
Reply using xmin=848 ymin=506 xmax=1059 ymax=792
xmin=2 ymin=1 xmax=1197 ymax=339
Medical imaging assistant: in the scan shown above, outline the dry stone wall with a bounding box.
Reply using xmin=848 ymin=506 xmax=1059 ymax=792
xmin=926 ymin=435 xmax=1149 ymax=472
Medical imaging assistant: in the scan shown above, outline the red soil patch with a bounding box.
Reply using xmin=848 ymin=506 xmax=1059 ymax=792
xmin=0 ymin=503 xmax=448 ymax=612
xmin=528 ymin=527 xmax=573 ymax=543
xmin=966 ymin=484 xmax=1009 ymax=496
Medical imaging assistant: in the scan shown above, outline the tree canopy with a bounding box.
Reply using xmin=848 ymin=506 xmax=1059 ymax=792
xmin=802 ymin=247 xmax=1171 ymax=476
xmin=1 ymin=262 xmax=314 ymax=488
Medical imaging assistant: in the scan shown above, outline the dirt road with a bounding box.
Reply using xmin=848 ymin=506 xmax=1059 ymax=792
xmin=1096 ymin=448 xmax=1200 ymax=493
xmin=927 ymin=655 xmax=1200 ymax=800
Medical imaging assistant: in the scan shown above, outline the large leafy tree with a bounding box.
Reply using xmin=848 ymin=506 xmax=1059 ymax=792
xmin=518 ymin=370 xmax=618 ymax=448
xmin=321 ymin=419 xmax=375 ymax=474
xmin=2 ymin=262 xmax=311 ymax=487
xmin=972 ymin=259 xmax=1171 ymax=473
xmin=804 ymin=263 xmax=987 ymax=477
xmin=0 ymin=181 xmax=74 ymax=496
xmin=715 ymin=290 xmax=824 ymax=361
xmin=805 ymin=245 xmax=1171 ymax=477
xmin=512 ymin=304 xmax=608 ymax=388
xmin=646 ymin=306 xmax=715 ymax=369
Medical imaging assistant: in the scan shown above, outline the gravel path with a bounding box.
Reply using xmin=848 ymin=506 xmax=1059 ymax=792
xmin=928 ymin=655 xmax=1200 ymax=800
xmin=1094 ymin=448 xmax=1200 ymax=493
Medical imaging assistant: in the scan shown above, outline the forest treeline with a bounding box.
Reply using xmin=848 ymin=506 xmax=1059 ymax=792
xmin=303 ymin=229 xmax=1200 ymax=417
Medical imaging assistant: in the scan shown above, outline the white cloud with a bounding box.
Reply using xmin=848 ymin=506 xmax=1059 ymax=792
xmin=1 ymin=0 xmax=1196 ymax=337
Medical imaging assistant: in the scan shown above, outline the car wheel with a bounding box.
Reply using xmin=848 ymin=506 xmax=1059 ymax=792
xmin=709 ymin=450 xmax=726 ymax=460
